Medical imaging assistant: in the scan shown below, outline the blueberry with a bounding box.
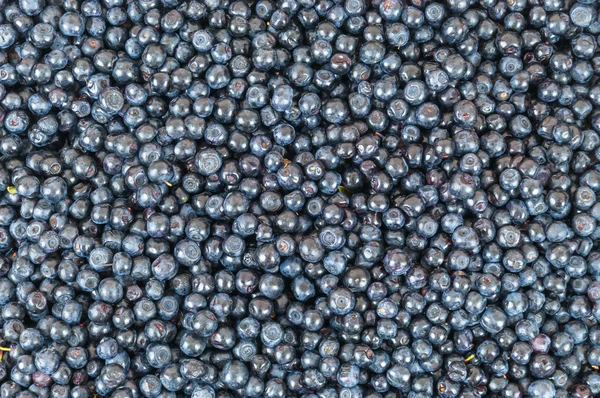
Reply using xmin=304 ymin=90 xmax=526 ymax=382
xmin=59 ymin=12 xmax=85 ymax=36
xmin=0 ymin=0 xmax=597 ymax=395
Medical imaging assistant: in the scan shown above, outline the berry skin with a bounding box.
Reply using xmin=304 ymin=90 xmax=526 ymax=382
xmin=0 ymin=0 xmax=598 ymax=396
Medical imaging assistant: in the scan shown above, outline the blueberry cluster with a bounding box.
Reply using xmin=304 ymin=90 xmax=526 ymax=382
xmin=1 ymin=0 xmax=600 ymax=396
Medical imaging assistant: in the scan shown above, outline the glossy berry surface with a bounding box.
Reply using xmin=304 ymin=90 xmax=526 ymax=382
xmin=1 ymin=0 xmax=600 ymax=397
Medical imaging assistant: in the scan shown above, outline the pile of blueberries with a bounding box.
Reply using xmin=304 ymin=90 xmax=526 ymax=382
xmin=2 ymin=0 xmax=600 ymax=396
